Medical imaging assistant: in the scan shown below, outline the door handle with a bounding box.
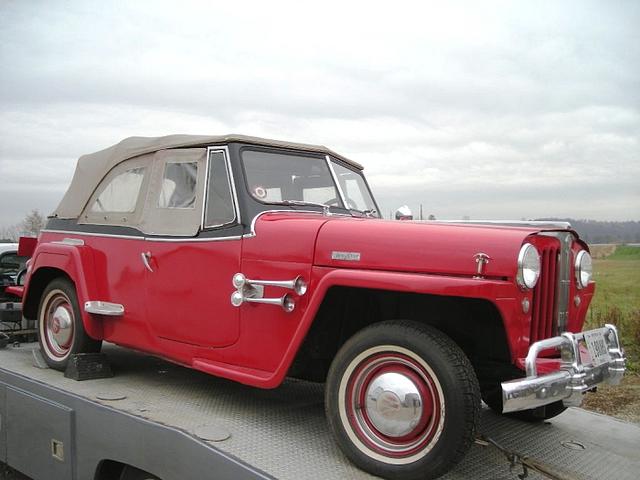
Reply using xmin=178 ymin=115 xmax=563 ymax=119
xmin=141 ymin=251 xmax=154 ymax=272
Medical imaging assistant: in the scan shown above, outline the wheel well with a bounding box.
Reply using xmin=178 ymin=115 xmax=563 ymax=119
xmin=23 ymin=267 xmax=72 ymax=320
xmin=288 ymin=286 xmax=511 ymax=384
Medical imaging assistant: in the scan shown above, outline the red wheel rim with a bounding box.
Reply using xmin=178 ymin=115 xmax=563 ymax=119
xmin=341 ymin=349 xmax=444 ymax=462
xmin=41 ymin=291 xmax=75 ymax=359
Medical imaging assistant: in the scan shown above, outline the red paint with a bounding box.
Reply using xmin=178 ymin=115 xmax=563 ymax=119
xmin=24 ymin=212 xmax=593 ymax=388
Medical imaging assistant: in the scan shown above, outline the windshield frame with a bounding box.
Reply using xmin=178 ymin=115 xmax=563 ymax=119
xmin=327 ymin=155 xmax=381 ymax=218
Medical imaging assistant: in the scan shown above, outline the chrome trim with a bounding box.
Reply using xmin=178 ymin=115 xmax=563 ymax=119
xmin=140 ymin=251 xmax=153 ymax=273
xmin=574 ymin=250 xmax=592 ymax=289
xmin=502 ymin=324 xmax=626 ymax=413
xmin=516 ymin=243 xmax=540 ymax=289
xmin=42 ymin=229 xmax=145 ymax=241
xmin=473 ymin=252 xmax=490 ymax=278
xmin=51 ymin=238 xmax=85 ymax=246
xmin=243 ymin=209 xmax=350 ymax=239
xmin=202 ymin=146 xmax=242 ymax=229
xmin=542 ymin=231 xmax=573 ymax=332
xmin=231 ymin=291 xmax=295 ymax=312
xmin=84 ymin=300 xmax=125 ymax=316
xmin=325 ymin=154 xmax=348 ymax=209
xmin=232 ymin=273 xmax=308 ymax=296
xmin=426 ymin=220 xmax=572 ymax=229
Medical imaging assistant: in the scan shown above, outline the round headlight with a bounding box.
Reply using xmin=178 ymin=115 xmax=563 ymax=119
xmin=575 ymin=250 xmax=593 ymax=289
xmin=517 ymin=243 xmax=541 ymax=289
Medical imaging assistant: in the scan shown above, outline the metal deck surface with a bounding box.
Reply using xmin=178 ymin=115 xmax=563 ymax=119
xmin=1 ymin=343 xmax=638 ymax=480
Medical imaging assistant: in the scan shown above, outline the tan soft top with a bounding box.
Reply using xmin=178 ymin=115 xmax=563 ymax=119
xmin=54 ymin=134 xmax=363 ymax=219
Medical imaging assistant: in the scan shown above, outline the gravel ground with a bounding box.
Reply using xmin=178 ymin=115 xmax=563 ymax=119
xmin=582 ymin=374 xmax=640 ymax=424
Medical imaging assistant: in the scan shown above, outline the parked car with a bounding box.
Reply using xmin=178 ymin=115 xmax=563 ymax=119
xmin=0 ymin=243 xmax=24 ymax=286
xmin=19 ymin=135 xmax=626 ymax=480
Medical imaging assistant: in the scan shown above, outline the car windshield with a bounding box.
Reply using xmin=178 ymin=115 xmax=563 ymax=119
xmin=242 ymin=150 xmax=344 ymax=208
xmin=242 ymin=149 xmax=379 ymax=216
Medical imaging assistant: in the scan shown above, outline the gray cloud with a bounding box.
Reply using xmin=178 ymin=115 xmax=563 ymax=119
xmin=1 ymin=0 xmax=639 ymax=227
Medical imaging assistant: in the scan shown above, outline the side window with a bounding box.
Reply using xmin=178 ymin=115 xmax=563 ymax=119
xmin=91 ymin=167 xmax=146 ymax=213
xmin=158 ymin=162 xmax=198 ymax=209
xmin=140 ymin=148 xmax=207 ymax=236
xmin=81 ymin=155 xmax=151 ymax=227
xmin=204 ymin=151 xmax=236 ymax=227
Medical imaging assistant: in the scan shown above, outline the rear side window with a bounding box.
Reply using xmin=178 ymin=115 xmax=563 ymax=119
xmin=158 ymin=162 xmax=198 ymax=209
xmin=81 ymin=154 xmax=152 ymax=227
xmin=91 ymin=167 xmax=145 ymax=213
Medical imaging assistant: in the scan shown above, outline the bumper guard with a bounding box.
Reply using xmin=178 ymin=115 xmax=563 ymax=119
xmin=501 ymin=324 xmax=626 ymax=413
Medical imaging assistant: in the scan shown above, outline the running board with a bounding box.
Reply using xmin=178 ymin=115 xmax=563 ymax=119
xmin=84 ymin=301 xmax=125 ymax=316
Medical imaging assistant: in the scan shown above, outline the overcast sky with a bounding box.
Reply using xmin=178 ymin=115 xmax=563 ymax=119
xmin=1 ymin=0 xmax=639 ymax=227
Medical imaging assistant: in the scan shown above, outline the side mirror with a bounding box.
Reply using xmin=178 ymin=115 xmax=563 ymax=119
xmin=394 ymin=205 xmax=413 ymax=221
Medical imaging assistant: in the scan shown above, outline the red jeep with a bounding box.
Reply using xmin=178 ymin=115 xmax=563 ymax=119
xmin=20 ymin=135 xmax=626 ymax=479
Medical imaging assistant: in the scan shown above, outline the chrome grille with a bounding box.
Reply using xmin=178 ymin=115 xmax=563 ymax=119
xmin=530 ymin=245 xmax=559 ymax=343
xmin=530 ymin=232 xmax=574 ymax=343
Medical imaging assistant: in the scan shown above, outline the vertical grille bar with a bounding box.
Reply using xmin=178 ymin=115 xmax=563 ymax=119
xmin=530 ymin=245 xmax=560 ymax=344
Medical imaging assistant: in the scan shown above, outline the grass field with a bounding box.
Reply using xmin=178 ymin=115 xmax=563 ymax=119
xmin=585 ymin=245 xmax=640 ymax=372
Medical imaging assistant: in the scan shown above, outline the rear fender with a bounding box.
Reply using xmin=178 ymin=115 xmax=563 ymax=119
xmin=24 ymin=242 xmax=103 ymax=340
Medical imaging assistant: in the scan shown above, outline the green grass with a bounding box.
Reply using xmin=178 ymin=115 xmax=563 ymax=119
xmin=585 ymin=245 xmax=640 ymax=373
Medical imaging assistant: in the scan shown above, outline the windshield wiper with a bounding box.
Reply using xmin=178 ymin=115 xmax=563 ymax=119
xmin=349 ymin=208 xmax=378 ymax=218
xmin=274 ymin=200 xmax=332 ymax=215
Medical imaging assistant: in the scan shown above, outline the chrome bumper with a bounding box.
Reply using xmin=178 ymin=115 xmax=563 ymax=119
xmin=501 ymin=324 xmax=626 ymax=413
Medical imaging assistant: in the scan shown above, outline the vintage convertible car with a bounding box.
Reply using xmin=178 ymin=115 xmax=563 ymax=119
xmin=20 ymin=135 xmax=626 ymax=480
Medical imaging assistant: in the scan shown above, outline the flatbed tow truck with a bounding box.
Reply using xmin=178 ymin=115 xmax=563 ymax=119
xmin=0 ymin=342 xmax=638 ymax=480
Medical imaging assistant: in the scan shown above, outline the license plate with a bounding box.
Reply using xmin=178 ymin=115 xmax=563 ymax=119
xmin=583 ymin=330 xmax=611 ymax=367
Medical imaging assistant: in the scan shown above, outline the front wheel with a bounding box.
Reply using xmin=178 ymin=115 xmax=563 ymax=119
xmin=37 ymin=277 xmax=102 ymax=370
xmin=325 ymin=321 xmax=480 ymax=480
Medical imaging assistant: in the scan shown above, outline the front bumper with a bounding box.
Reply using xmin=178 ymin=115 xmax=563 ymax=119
xmin=501 ymin=324 xmax=626 ymax=413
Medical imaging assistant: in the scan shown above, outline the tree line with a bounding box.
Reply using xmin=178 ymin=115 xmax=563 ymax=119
xmin=0 ymin=209 xmax=45 ymax=242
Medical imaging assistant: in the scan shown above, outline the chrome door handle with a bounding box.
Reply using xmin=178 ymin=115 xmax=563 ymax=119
xmin=141 ymin=251 xmax=154 ymax=272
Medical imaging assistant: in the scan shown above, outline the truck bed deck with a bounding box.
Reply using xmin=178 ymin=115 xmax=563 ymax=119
xmin=1 ymin=342 xmax=638 ymax=480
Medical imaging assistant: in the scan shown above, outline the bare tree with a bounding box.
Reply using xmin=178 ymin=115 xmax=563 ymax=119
xmin=22 ymin=209 xmax=45 ymax=237
xmin=0 ymin=223 xmax=22 ymax=242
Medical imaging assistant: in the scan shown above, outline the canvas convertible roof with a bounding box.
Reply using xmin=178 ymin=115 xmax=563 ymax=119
xmin=54 ymin=134 xmax=363 ymax=219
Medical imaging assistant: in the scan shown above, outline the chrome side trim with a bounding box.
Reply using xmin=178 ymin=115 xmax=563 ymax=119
xmin=44 ymin=209 xmax=347 ymax=243
xmin=42 ymin=229 xmax=145 ymax=241
xmin=502 ymin=324 xmax=626 ymax=413
xmin=84 ymin=301 xmax=125 ymax=316
xmin=51 ymin=238 xmax=85 ymax=246
xmin=243 ymin=209 xmax=348 ymax=239
xmin=426 ymin=220 xmax=572 ymax=229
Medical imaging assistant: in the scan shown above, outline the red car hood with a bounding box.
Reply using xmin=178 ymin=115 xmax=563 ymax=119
xmin=314 ymin=217 xmax=566 ymax=279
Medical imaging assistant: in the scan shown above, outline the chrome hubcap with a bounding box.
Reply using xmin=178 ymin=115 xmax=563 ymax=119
xmin=51 ymin=305 xmax=73 ymax=347
xmin=365 ymin=372 xmax=423 ymax=437
xmin=44 ymin=294 xmax=75 ymax=357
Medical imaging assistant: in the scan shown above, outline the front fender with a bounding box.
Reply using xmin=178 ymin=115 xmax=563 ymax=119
xmin=25 ymin=242 xmax=104 ymax=340
xmin=268 ymin=266 xmax=522 ymax=388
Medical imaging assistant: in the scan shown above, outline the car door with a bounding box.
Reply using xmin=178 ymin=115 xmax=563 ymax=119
xmin=143 ymin=148 xmax=242 ymax=347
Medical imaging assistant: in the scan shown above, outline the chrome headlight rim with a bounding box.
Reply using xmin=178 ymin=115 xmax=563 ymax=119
xmin=517 ymin=243 xmax=541 ymax=290
xmin=574 ymin=250 xmax=592 ymax=289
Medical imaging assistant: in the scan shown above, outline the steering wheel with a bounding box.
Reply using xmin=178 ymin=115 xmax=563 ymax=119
xmin=325 ymin=197 xmax=359 ymax=209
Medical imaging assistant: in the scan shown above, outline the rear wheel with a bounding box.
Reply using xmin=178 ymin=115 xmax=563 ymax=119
xmin=325 ymin=321 xmax=480 ymax=480
xmin=37 ymin=278 xmax=101 ymax=370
